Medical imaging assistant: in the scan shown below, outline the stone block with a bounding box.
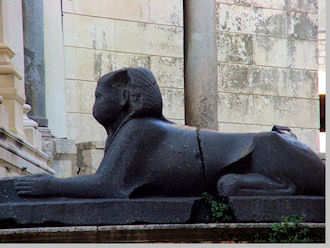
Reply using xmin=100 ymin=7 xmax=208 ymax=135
xmin=64 ymin=47 xmax=95 ymax=81
xmin=288 ymin=39 xmax=317 ymax=70
xmin=64 ymin=47 xmax=150 ymax=81
xmin=51 ymin=138 xmax=77 ymax=178
xmin=228 ymin=196 xmax=324 ymax=222
xmin=0 ymin=128 xmax=53 ymax=176
xmin=290 ymin=128 xmax=319 ymax=152
xmin=52 ymin=160 xmax=74 ymax=178
xmin=149 ymin=56 xmax=183 ymax=89
xmin=251 ymin=0 xmax=287 ymax=10
xmin=252 ymin=0 xmax=286 ymax=9
xmin=76 ymin=141 xmax=105 ymax=175
xmin=318 ymin=0 xmax=326 ymax=30
xmin=248 ymin=66 xmax=287 ymax=96
xmin=218 ymin=65 xmax=318 ymax=99
xmin=217 ymin=92 xmax=319 ymax=128
xmin=62 ymin=0 xmax=183 ymax=26
xmin=216 ymin=0 xmax=253 ymax=7
xmin=93 ymin=51 xmax=150 ymax=80
xmin=218 ymin=122 xmax=272 ymax=133
xmin=255 ymin=8 xmax=287 ymax=37
xmin=288 ymin=12 xmax=318 ymax=40
xmin=160 ymin=88 xmax=184 ymax=120
xmin=287 ymin=69 xmax=318 ymax=98
xmin=218 ymin=4 xmax=255 ymax=33
xmin=0 ymin=74 xmax=26 ymax=139
xmin=66 ymin=113 xmax=106 ymax=143
xmin=37 ymin=127 xmax=56 ymax=161
xmin=254 ymin=36 xmax=288 ymax=67
xmin=287 ymin=0 xmax=318 ymax=13
xmin=65 ymin=80 xmax=81 ymax=114
xmin=218 ymin=123 xmax=319 ymax=152
xmin=63 ymin=14 xmax=183 ymax=57
xmin=78 ymin=81 xmax=96 ymax=114
xmin=23 ymin=126 xmax=42 ymax=150
xmin=217 ymin=33 xmax=253 ymax=64
xmin=218 ymin=64 xmax=250 ymax=93
xmin=54 ymin=138 xmax=77 ymax=155
xmin=149 ymin=0 xmax=183 ymax=26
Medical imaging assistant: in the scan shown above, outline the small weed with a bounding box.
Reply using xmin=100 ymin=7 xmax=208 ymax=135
xmin=201 ymin=192 xmax=233 ymax=222
xmin=268 ymin=216 xmax=311 ymax=243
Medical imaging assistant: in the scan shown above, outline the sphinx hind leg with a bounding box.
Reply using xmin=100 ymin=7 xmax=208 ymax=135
xmin=216 ymin=173 xmax=296 ymax=196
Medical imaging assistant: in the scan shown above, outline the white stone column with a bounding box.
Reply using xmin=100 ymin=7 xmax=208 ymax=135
xmin=43 ymin=0 xmax=66 ymax=137
xmin=184 ymin=0 xmax=218 ymax=130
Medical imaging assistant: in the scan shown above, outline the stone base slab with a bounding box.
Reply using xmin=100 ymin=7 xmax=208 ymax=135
xmin=0 ymin=223 xmax=325 ymax=243
xmin=0 ymin=179 xmax=325 ymax=227
xmin=228 ymin=196 xmax=325 ymax=223
xmin=0 ymin=198 xmax=199 ymax=227
xmin=0 ymin=194 xmax=325 ymax=228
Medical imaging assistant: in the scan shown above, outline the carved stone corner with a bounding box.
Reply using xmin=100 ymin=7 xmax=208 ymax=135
xmin=0 ymin=128 xmax=54 ymax=177
xmin=23 ymin=104 xmax=42 ymax=151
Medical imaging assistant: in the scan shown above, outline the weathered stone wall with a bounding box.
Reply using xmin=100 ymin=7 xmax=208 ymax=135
xmin=60 ymin=0 xmax=319 ymax=151
xmin=216 ymin=0 xmax=319 ymax=151
xmin=61 ymin=0 xmax=184 ymax=143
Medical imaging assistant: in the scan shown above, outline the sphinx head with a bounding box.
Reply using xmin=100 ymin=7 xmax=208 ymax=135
xmin=93 ymin=67 xmax=164 ymax=127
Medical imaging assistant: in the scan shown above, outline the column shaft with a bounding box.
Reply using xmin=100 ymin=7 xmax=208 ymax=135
xmin=184 ymin=0 xmax=218 ymax=130
xmin=22 ymin=0 xmax=47 ymax=127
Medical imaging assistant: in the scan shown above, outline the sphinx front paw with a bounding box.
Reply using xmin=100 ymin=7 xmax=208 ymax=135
xmin=14 ymin=174 xmax=53 ymax=197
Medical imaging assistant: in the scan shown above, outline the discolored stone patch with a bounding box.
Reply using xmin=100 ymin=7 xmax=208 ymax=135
xmin=255 ymin=8 xmax=287 ymax=37
xmin=218 ymin=4 xmax=255 ymax=33
xmin=286 ymin=0 xmax=318 ymax=13
xmin=288 ymin=12 xmax=318 ymax=40
xmin=217 ymin=33 xmax=253 ymax=64
xmin=254 ymin=36 xmax=288 ymax=67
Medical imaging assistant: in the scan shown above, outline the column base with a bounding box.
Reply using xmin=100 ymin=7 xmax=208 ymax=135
xmin=29 ymin=115 xmax=48 ymax=127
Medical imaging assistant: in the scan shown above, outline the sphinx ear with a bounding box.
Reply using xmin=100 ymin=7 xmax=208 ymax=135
xmin=129 ymin=91 xmax=143 ymax=110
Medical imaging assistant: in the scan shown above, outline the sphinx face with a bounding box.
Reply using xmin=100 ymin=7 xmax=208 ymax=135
xmin=92 ymin=82 xmax=123 ymax=127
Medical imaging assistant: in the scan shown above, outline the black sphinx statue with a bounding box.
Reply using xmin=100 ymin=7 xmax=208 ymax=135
xmin=11 ymin=67 xmax=325 ymax=199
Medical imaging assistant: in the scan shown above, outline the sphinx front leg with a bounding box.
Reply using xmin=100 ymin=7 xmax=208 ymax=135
xmin=14 ymin=173 xmax=113 ymax=198
xmin=216 ymin=173 xmax=296 ymax=196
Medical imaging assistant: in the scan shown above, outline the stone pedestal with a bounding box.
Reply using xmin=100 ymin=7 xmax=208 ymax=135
xmin=0 ymin=45 xmax=25 ymax=139
xmin=52 ymin=138 xmax=77 ymax=178
xmin=23 ymin=104 xmax=42 ymax=150
xmin=0 ymin=179 xmax=324 ymax=226
xmin=76 ymin=141 xmax=105 ymax=175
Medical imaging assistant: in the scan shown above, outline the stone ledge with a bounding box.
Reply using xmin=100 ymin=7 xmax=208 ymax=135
xmin=0 ymin=223 xmax=325 ymax=243
xmin=0 ymin=128 xmax=53 ymax=175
